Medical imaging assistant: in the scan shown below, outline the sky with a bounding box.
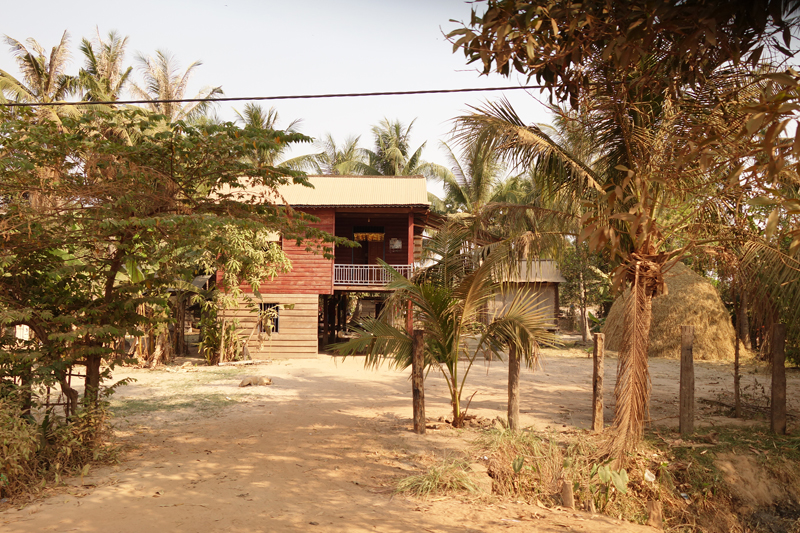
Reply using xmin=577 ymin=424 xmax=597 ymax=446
xmin=1 ymin=0 xmax=554 ymax=196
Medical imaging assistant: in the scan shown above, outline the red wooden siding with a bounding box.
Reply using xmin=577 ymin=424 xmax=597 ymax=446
xmin=256 ymin=208 xmax=334 ymax=295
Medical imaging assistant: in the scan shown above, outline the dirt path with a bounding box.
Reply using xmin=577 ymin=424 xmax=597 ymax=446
xmin=2 ymin=349 xmax=797 ymax=532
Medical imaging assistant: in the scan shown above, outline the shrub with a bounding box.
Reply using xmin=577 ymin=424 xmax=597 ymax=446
xmin=0 ymin=394 xmax=117 ymax=500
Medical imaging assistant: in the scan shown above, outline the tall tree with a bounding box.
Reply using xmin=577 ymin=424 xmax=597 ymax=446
xmin=129 ymin=49 xmax=222 ymax=121
xmin=0 ymin=31 xmax=77 ymax=123
xmin=0 ymin=108 xmax=333 ymax=408
xmin=450 ymin=0 xmax=800 ymax=456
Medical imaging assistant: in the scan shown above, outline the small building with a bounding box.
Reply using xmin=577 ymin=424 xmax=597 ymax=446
xmin=221 ymin=175 xmax=430 ymax=358
xmin=487 ymin=260 xmax=565 ymax=329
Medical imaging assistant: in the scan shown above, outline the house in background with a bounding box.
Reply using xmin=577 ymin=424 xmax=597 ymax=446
xmin=487 ymin=260 xmax=565 ymax=330
xmin=220 ymin=175 xmax=430 ymax=358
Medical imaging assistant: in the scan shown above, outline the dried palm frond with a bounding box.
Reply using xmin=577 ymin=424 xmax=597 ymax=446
xmin=606 ymin=261 xmax=655 ymax=458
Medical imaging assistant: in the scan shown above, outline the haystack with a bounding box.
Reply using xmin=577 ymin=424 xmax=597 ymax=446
xmin=602 ymin=262 xmax=736 ymax=360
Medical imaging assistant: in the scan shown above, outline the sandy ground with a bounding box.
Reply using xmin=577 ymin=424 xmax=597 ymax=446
xmin=2 ymin=346 xmax=798 ymax=533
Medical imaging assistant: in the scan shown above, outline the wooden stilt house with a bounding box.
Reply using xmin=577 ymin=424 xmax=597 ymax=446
xmin=221 ymin=175 xmax=430 ymax=358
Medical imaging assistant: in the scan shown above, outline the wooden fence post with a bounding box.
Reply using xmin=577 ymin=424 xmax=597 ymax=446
xmin=771 ymin=324 xmax=787 ymax=435
xmin=508 ymin=344 xmax=520 ymax=430
xmin=679 ymin=326 xmax=695 ymax=437
xmin=412 ymin=329 xmax=426 ymax=434
xmin=592 ymin=333 xmax=605 ymax=433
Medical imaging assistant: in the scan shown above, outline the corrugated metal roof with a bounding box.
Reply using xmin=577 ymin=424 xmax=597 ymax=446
xmin=501 ymin=260 xmax=566 ymax=283
xmin=229 ymin=175 xmax=430 ymax=207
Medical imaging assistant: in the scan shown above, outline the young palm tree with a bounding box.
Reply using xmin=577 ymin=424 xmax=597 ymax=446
xmin=0 ymin=31 xmax=77 ymax=123
xmin=332 ymin=223 xmax=557 ymax=427
xmin=78 ymin=29 xmax=132 ymax=103
xmin=129 ymin=49 xmax=222 ymax=122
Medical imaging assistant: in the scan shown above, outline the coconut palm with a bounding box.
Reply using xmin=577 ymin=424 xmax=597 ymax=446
xmin=231 ymin=103 xmax=305 ymax=167
xmin=129 ymin=49 xmax=222 ymax=122
xmin=437 ymin=139 xmax=506 ymax=214
xmin=0 ymin=31 xmax=77 ymax=123
xmin=364 ymin=118 xmax=450 ymax=181
xmin=234 ymin=102 xmax=300 ymax=132
xmin=78 ymin=29 xmax=132 ymax=103
xmin=332 ymin=222 xmax=557 ymax=427
xmin=290 ymin=134 xmax=374 ymax=175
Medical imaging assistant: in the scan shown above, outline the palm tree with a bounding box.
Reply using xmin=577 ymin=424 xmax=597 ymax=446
xmin=291 ymin=134 xmax=374 ymax=175
xmin=234 ymin=102 xmax=300 ymax=131
xmin=0 ymin=31 xmax=77 ymax=123
xmin=129 ymin=49 xmax=222 ymax=122
xmin=436 ymin=139 xmax=506 ymax=214
xmin=232 ymin=103 xmax=303 ymax=167
xmin=332 ymin=222 xmax=557 ymax=427
xmin=365 ymin=118 xmax=450 ymax=180
xmin=78 ymin=29 xmax=132 ymax=103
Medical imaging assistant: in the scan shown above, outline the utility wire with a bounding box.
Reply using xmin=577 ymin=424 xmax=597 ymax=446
xmin=0 ymin=85 xmax=546 ymax=107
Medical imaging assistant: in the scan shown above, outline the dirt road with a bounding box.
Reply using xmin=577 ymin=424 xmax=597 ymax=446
xmin=2 ymin=349 xmax=796 ymax=532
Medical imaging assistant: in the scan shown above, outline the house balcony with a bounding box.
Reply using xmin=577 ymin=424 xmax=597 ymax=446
xmin=333 ymin=264 xmax=414 ymax=290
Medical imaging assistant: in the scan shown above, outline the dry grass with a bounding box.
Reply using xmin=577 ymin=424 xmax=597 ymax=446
xmin=603 ymin=262 xmax=739 ymax=360
xmin=476 ymin=429 xmax=659 ymax=522
xmin=394 ymin=457 xmax=479 ymax=498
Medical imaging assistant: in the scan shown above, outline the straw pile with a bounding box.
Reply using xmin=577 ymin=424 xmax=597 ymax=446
xmin=603 ymin=262 xmax=736 ymax=360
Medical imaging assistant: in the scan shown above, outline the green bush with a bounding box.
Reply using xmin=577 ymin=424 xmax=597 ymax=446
xmin=0 ymin=395 xmax=117 ymax=500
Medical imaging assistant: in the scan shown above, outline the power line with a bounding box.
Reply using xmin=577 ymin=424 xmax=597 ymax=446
xmin=0 ymin=85 xmax=546 ymax=107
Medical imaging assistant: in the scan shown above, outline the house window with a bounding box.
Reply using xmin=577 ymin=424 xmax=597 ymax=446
xmin=259 ymin=303 xmax=280 ymax=334
xmin=265 ymin=231 xmax=282 ymax=250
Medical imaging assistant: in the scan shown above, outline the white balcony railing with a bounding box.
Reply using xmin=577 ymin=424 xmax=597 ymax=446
xmin=334 ymin=264 xmax=414 ymax=286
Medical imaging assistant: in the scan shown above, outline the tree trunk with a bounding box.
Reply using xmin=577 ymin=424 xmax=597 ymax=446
xmin=739 ymin=291 xmax=751 ymax=350
xmin=452 ymin=373 xmax=461 ymax=426
xmin=173 ymin=294 xmax=186 ymax=357
xmin=592 ymin=333 xmax=605 ymax=432
xmin=734 ymin=295 xmax=742 ymax=418
xmin=580 ymin=307 xmax=589 ymax=343
xmin=412 ymin=330 xmax=425 ymax=434
xmin=58 ymin=368 xmax=79 ymax=418
xmin=508 ymin=344 xmax=520 ymax=430
xmin=20 ymin=364 xmax=33 ymax=417
xmin=85 ymin=353 xmax=102 ymax=406
xmin=579 ymin=272 xmax=589 ymax=342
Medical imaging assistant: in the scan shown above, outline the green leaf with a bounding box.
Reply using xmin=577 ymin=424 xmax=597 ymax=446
xmin=598 ymin=465 xmax=611 ymax=483
xmin=610 ymin=469 xmax=628 ymax=494
xmin=512 ymin=456 xmax=525 ymax=474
